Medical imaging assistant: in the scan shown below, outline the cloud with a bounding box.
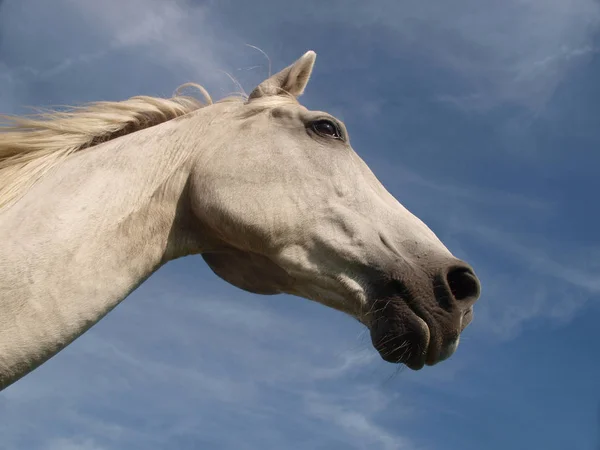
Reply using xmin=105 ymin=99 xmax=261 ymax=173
xmin=304 ymin=390 xmax=416 ymax=450
xmin=464 ymin=223 xmax=600 ymax=293
xmin=62 ymin=0 xmax=233 ymax=82
xmin=45 ymin=437 xmax=106 ymax=450
xmin=225 ymin=0 xmax=600 ymax=111
xmin=0 ymin=63 xmax=19 ymax=111
xmin=372 ymin=160 xmax=553 ymax=214
xmin=0 ymin=263 xmax=416 ymax=449
xmin=387 ymin=0 xmax=600 ymax=111
xmin=0 ymin=0 xmax=253 ymax=113
xmin=444 ymin=220 xmax=597 ymax=339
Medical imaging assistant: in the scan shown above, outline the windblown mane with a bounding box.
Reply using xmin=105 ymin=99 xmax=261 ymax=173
xmin=0 ymin=83 xmax=227 ymax=210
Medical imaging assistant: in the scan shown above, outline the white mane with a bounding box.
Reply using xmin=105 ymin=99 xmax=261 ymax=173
xmin=0 ymin=84 xmax=226 ymax=209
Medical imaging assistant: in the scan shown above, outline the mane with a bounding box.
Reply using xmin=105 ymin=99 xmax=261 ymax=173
xmin=0 ymin=83 xmax=246 ymax=210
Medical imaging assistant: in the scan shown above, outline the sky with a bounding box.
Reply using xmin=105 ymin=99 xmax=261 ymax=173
xmin=1 ymin=0 xmax=599 ymax=449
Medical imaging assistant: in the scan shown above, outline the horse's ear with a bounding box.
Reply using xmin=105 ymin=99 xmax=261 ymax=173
xmin=248 ymin=50 xmax=316 ymax=100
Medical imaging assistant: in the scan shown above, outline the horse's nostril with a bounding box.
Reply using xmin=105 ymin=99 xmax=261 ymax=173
xmin=446 ymin=266 xmax=480 ymax=301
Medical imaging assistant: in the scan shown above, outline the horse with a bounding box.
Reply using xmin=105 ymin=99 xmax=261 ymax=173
xmin=0 ymin=51 xmax=481 ymax=391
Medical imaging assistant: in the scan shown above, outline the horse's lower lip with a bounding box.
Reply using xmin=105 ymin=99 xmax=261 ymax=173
xmin=370 ymin=306 xmax=432 ymax=370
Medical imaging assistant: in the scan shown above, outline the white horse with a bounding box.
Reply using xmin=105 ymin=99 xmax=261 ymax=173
xmin=0 ymin=51 xmax=481 ymax=391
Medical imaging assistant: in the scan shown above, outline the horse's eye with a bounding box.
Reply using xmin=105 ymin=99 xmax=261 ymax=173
xmin=311 ymin=119 xmax=341 ymax=139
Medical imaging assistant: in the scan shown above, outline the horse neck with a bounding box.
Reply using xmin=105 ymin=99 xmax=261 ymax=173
xmin=0 ymin=116 xmax=204 ymax=390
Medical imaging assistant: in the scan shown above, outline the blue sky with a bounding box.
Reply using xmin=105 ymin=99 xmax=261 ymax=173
xmin=1 ymin=0 xmax=599 ymax=449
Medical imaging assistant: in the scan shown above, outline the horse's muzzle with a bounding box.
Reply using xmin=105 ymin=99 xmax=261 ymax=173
xmin=366 ymin=261 xmax=481 ymax=369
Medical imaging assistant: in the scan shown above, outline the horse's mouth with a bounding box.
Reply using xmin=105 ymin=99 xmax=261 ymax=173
xmin=369 ymin=304 xmax=443 ymax=370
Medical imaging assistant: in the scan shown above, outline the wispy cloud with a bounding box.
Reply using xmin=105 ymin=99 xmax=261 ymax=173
xmin=45 ymin=437 xmax=106 ymax=450
xmin=244 ymin=0 xmax=600 ymax=110
xmin=304 ymin=389 xmax=416 ymax=450
xmin=0 ymin=0 xmax=251 ymax=113
xmin=464 ymin=223 xmax=600 ymax=293
xmin=373 ymin=160 xmax=553 ymax=214
xmin=0 ymin=265 xmax=414 ymax=449
xmin=63 ymin=0 xmax=234 ymax=82
xmin=389 ymin=0 xmax=600 ymax=111
xmin=445 ymin=220 xmax=597 ymax=339
xmin=0 ymin=63 xmax=18 ymax=111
